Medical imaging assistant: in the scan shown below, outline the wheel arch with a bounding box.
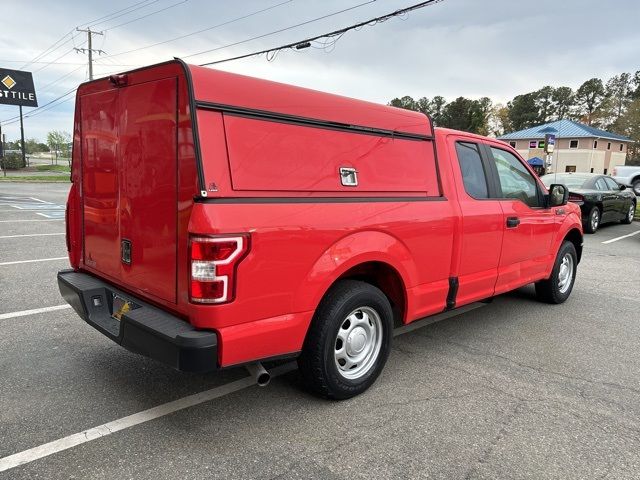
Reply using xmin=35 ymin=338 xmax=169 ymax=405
xmin=562 ymin=227 xmax=583 ymax=264
xmin=293 ymin=231 xmax=416 ymax=326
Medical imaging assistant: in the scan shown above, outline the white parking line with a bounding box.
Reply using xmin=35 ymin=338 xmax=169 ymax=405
xmin=601 ymin=230 xmax=640 ymax=244
xmin=0 ymin=219 xmax=63 ymax=223
xmin=0 ymin=301 xmax=485 ymax=473
xmin=0 ymin=362 xmax=298 ymax=473
xmin=0 ymin=305 xmax=71 ymax=320
xmin=0 ymin=233 xmax=65 ymax=239
xmin=0 ymin=257 xmax=67 ymax=266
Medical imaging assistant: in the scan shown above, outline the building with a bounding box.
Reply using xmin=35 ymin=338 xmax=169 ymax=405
xmin=498 ymin=119 xmax=631 ymax=174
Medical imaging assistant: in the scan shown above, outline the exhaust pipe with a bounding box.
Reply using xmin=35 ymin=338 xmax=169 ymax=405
xmin=246 ymin=362 xmax=271 ymax=387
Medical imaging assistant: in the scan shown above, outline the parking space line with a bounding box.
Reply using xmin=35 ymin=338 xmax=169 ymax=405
xmin=0 ymin=305 xmax=71 ymax=320
xmin=0 ymin=233 xmax=65 ymax=239
xmin=0 ymin=257 xmax=67 ymax=266
xmin=0 ymin=219 xmax=63 ymax=223
xmin=601 ymin=230 xmax=640 ymax=244
xmin=0 ymin=362 xmax=298 ymax=473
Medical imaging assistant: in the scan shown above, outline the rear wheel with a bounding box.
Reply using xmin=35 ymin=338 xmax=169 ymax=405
xmin=535 ymin=241 xmax=577 ymax=304
xmin=621 ymin=202 xmax=635 ymax=224
xmin=298 ymin=280 xmax=393 ymax=400
xmin=632 ymin=179 xmax=640 ymax=196
xmin=584 ymin=207 xmax=600 ymax=233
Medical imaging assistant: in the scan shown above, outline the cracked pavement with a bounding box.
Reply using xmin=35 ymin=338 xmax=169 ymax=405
xmin=1 ymin=183 xmax=640 ymax=479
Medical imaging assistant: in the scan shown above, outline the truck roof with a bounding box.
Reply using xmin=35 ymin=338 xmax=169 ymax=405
xmin=186 ymin=63 xmax=432 ymax=137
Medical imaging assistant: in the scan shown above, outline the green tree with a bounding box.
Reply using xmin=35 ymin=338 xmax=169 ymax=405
xmin=535 ymin=86 xmax=555 ymax=123
xmin=617 ymin=98 xmax=640 ymax=164
xmin=575 ymin=78 xmax=606 ymax=125
xmin=507 ymin=93 xmax=539 ymax=131
xmin=47 ymin=130 xmax=71 ymax=165
xmin=389 ymin=96 xmax=418 ymax=111
xmin=551 ymin=86 xmax=574 ymax=120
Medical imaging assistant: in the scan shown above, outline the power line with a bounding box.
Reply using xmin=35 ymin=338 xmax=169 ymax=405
xmin=198 ymin=0 xmax=443 ymax=66
xmin=102 ymin=0 xmax=190 ymax=31
xmin=99 ymin=0 xmax=294 ymax=60
xmin=183 ymin=0 xmax=377 ymax=60
xmin=1 ymin=88 xmax=78 ymax=126
xmin=85 ymin=0 xmax=160 ymax=28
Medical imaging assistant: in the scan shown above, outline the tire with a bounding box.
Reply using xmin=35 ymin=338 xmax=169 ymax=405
xmin=297 ymin=280 xmax=393 ymax=400
xmin=621 ymin=202 xmax=636 ymax=224
xmin=632 ymin=179 xmax=640 ymax=197
xmin=535 ymin=241 xmax=578 ymax=304
xmin=583 ymin=206 xmax=600 ymax=234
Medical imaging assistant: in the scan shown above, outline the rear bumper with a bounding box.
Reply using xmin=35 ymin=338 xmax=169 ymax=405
xmin=57 ymin=270 xmax=218 ymax=373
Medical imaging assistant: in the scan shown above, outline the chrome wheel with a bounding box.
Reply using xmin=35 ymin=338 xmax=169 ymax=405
xmin=628 ymin=204 xmax=635 ymax=222
xmin=334 ymin=306 xmax=383 ymax=380
xmin=557 ymin=253 xmax=574 ymax=294
xmin=590 ymin=209 xmax=600 ymax=231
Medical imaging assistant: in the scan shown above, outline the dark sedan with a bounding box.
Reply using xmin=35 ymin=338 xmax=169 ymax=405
xmin=541 ymin=173 xmax=637 ymax=233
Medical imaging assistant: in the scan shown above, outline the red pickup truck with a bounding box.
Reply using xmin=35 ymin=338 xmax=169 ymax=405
xmin=58 ymin=60 xmax=583 ymax=399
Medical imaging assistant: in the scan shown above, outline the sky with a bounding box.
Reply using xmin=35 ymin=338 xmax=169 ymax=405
xmin=1 ymin=0 xmax=639 ymax=142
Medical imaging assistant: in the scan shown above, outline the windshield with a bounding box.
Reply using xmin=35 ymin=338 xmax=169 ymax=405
xmin=541 ymin=174 xmax=589 ymax=188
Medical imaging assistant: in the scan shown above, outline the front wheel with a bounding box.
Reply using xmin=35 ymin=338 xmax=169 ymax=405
xmin=535 ymin=241 xmax=578 ymax=304
xmin=632 ymin=179 xmax=640 ymax=197
xmin=621 ymin=202 xmax=635 ymax=224
xmin=298 ymin=280 xmax=393 ymax=400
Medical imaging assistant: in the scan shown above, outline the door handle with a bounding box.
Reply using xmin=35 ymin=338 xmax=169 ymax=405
xmin=506 ymin=217 xmax=520 ymax=228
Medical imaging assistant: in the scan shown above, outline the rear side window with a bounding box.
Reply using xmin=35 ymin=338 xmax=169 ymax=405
xmin=455 ymin=142 xmax=489 ymax=199
xmin=489 ymin=147 xmax=541 ymax=208
xmin=595 ymin=178 xmax=608 ymax=191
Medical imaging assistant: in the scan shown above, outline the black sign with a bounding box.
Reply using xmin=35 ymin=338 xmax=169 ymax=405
xmin=0 ymin=68 xmax=38 ymax=107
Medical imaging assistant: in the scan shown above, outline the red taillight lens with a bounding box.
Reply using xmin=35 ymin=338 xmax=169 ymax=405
xmin=568 ymin=193 xmax=584 ymax=205
xmin=189 ymin=235 xmax=249 ymax=304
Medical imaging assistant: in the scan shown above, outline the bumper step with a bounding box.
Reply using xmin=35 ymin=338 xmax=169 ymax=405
xmin=57 ymin=270 xmax=218 ymax=373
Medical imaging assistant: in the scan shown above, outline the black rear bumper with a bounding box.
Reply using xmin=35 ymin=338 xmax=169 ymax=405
xmin=57 ymin=270 xmax=218 ymax=373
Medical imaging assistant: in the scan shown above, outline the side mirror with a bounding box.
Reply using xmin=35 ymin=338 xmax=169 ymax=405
xmin=619 ymin=184 xmax=626 ymax=191
xmin=547 ymin=184 xmax=569 ymax=208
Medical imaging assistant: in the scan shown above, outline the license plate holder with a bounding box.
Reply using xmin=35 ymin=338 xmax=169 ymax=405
xmin=111 ymin=294 xmax=137 ymax=321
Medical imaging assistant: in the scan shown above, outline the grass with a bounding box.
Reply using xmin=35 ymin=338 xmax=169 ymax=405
xmin=35 ymin=164 xmax=71 ymax=172
xmin=0 ymin=175 xmax=70 ymax=182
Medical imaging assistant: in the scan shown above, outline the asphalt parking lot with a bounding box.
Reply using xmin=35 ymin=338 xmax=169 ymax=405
xmin=1 ymin=182 xmax=639 ymax=479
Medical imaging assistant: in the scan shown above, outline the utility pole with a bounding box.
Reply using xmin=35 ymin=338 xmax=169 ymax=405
xmin=75 ymin=28 xmax=105 ymax=81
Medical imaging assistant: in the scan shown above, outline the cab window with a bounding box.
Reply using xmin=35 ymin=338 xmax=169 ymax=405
xmin=489 ymin=147 xmax=541 ymax=207
xmin=455 ymin=142 xmax=489 ymax=199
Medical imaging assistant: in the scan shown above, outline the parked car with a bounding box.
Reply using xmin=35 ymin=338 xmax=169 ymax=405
xmin=58 ymin=60 xmax=583 ymax=400
xmin=541 ymin=173 xmax=636 ymax=233
xmin=612 ymin=166 xmax=640 ymax=196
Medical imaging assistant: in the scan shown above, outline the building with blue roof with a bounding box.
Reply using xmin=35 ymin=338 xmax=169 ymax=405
xmin=497 ymin=119 xmax=631 ymax=174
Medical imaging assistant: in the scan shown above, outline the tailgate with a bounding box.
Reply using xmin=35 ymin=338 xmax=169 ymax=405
xmin=80 ymin=77 xmax=178 ymax=303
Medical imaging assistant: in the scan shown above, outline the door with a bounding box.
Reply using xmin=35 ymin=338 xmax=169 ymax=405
xmin=81 ymin=77 xmax=178 ymax=303
xmin=594 ymin=177 xmax=618 ymax=222
xmin=451 ymin=140 xmax=504 ymax=306
xmin=484 ymin=146 xmax=556 ymax=293
xmin=603 ymin=176 xmax=627 ymax=219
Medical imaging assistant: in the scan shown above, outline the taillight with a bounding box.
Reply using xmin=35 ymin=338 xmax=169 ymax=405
xmin=568 ymin=193 xmax=584 ymax=205
xmin=189 ymin=235 xmax=250 ymax=304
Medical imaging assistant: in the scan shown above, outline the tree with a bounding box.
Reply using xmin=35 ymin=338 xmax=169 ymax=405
xmin=389 ymin=96 xmax=418 ymax=111
xmin=24 ymin=138 xmax=49 ymax=155
xmin=428 ymin=96 xmax=447 ymax=126
xmin=551 ymin=86 xmax=574 ymax=120
xmin=490 ymin=103 xmax=511 ymax=136
xmin=507 ymin=93 xmax=539 ymax=131
xmin=617 ymin=98 xmax=640 ymax=164
xmin=574 ymin=78 xmax=605 ymax=125
xmin=47 ymin=131 xmax=71 ymax=165
xmin=535 ymin=86 xmax=555 ymax=123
